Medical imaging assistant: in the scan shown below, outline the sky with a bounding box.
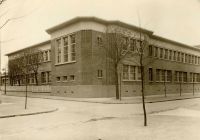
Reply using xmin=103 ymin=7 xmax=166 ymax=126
xmin=1 ymin=0 xmax=200 ymax=69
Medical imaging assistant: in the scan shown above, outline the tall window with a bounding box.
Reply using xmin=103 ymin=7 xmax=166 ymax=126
xmin=164 ymin=49 xmax=168 ymax=59
xmin=183 ymin=72 xmax=187 ymax=82
xmin=149 ymin=68 xmax=153 ymax=81
xmin=169 ymin=50 xmax=172 ymax=60
xmin=177 ymin=52 xmax=180 ymax=61
xmin=123 ymin=65 xmax=141 ymax=81
xmin=181 ymin=53 xmax=184 ymax=62
xmin=154 ymin=47 xmax=158 ymax=57
xmin=188 ymin=55 xmax=191 ymax=63
xmin=97 ymin=70 xmax=103 ymax=78
xmin=56 ymin=39 xmax=61 ymax=63
xmin=55 ymin=34 xmax=76 ymax=64
xmin=63 ymin=36 xmax=68 ymax=62
xmin=156 ymin=69 xmax=172 ymax=82
xmin=195 ymin=56 xmax=197 ymax=64
xmin=123 ymin=65 xmax=129 ymax=80
xmin=149 ymin=45 xmax=153 ymax=56
xmin=41 ymin=72 xmax=46 ymax=83
xmin=185 ymin=54 xmax=188 ymax=63
xmin=173 ymin=51 xmax=176 ymax=61
xmin=70 ymin=34 xmax=76 ymax=61
xmin=130 ymin=39 xmax=136 ymax=52
xmin=129 ymin=66 xmax=136 ymax=80
xmin=198 ymin=57 xmax=200 ymax=65
xmin=160 ymin=48 xmax=163 ymax=58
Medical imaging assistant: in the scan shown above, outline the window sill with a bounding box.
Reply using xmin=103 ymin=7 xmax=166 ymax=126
xmin=122 ymin=80 xmax=141 ymax=82
xmin=55 ymin=61 xmax=76 ymax=66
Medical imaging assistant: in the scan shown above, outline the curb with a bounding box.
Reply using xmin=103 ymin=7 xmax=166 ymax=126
xmin=0 ymin=108 xmax=58 ymax=119
xmin=3 ymin=94 xmax=200 ymax=104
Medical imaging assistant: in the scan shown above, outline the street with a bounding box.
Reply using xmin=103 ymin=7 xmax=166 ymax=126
xmin=0 ymin=95 xmax=200 ymax=140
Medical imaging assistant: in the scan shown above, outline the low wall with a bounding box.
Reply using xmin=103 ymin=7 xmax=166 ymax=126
xmin=1 ymin=83 xmax=200 ymax=98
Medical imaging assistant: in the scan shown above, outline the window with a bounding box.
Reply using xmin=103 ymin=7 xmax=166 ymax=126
xmin=195 ymin=56 xmax=197 ymax=64
xmin=70 ymin=34 xmax=76 ymax=61
xmin=181 ymin=53 xmax=184 ymax=62
xmin=63 ymin=76 xmax=68 ymax=81
xmin=198 ymin=57 xmax=200 ymax=65
xmin=70 ymin=75 xmax=75 ymax=81
xmin=161 ymin=70 xmax=165 ymax=81
xmin=41 ymin=72 xmax=46 ymax=83
xmin=154 ymin=47 xmax=158 ymax=57
xmin=122 ymin=37 xmax=128 ymax=50
xmin=97 ymin=70 xmax=103 ymax=78
xmin=166 ymin=70 xmax=172 ymax=82
xmin=63 ymin=36 xmax=68 ymax=62
xmin=156 ymin=69 xmax=160 ymax=81
xmin=149 ymin=45 xmax=153 ymax=56
xmin=130 ymin=66 xmax=136 ymax=80
xmin=149 ymin=68 xmax=153 ymax=81
xmin=173 ymin=51 xmax=176 ymax=61
xmin=55 ymin=34 xmax=76 ymax=64
xmin=188 ymin=55 xmax=191 ymax=63
xmin=47 ymin=71 xmax=51 ymax=83
xmin=97 ymin=36 xmax=103 ymax=46
xmin=156 ymin=69 xmax=171 ymax=82
xmin=177 ymin=52 xmax=180 ymax=61
xmin=169 ymin=50 xmax=172 ymax=60
xmin=71 ymin=44 xmax=76 ymax=61
xmin=164 ymin=49 xmax=168 ymax=59
xmin=183 ymin=72 xmax=187 ymax=82
xmin=56 ymin=39 xmax=61 ymax=63
xmin=137 ymin=67 xmax=141 ymax=80
xmin=130 ymin=39 xmax=136 ymax=52
xmin=122 ymin=65 xmax=141 ymax=81
xmin=185 ymin=54 xmax=188 ymax=63
xmin=175 ymin=71 xmax=187 ymax=83
xmin=123 ymin=65 xmax=129 ymax=80
xmin=160 ymin=48 xmax=163 ymax=58
xmin=192 ymin=55 xmax=194 ymax=64
xmin=56 ymin=77 xmax=61 ymax=82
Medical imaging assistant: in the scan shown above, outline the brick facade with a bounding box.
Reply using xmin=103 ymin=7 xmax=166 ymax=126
xmin=5 ymin=17 xmax=200 ymax=97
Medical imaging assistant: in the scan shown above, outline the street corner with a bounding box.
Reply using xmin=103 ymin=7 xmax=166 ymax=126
xmin=0 ymin=102 xmax=58 ymax=119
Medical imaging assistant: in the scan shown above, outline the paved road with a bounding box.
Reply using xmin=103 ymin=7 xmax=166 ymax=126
xmin=0 ymin=96 xmax=200 ymax=140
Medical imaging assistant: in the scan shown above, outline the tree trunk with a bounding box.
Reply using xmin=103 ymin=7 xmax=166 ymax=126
xmin=193 ymin=82 xmax=194 ymax=96
xmin=25 ymin=74 xmax=28 ymax=109
xmin=179 ymin=82 xmax=182 ymax=96
xmin=115 ymin=65 xmax=120 ymax=100
xmin=141 ymin=66 xmax=147 ymax=126
xmin=35 ymin=72 xmax=38 ymax=85
xmin=164 ymin=80 xmax=167 ymax=97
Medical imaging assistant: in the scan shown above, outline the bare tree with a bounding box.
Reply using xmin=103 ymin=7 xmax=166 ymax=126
xmin=105 ymin=32 xmax=131 ymax=99
xmin=26 ymin=49 xmax=43 ymax=85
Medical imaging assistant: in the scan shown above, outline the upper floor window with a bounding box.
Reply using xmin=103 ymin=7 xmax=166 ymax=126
xmin=160 ymin=48 xmax=163 ymax=59
xmin=56 ymin=39 xmax=61 ymax=63
xmin=97 ymin=36 xmax=103 ymax=46
xmin=130 ymin=39 xmax=136 ymax=52
xmin=55 ymin=34 xmax=76 ymax=64
xmin=149 ymin=45 xmax=153 ymax=56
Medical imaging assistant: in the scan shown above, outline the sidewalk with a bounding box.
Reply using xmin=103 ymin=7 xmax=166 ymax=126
xmin=2 ymin=91 xmax=200 ymax=104
xmin=0 ymin=96 xmax=58 ymax=118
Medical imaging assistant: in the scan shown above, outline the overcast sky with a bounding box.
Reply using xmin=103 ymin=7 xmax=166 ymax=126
xmin=1 ymin=0 xmax=200 ymax=69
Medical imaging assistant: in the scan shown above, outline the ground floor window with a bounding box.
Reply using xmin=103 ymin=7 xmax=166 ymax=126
xmin=122 ymin=65 xmax=141 ymax=81
xmin=156 ymin=69 xmax=172 ymax=82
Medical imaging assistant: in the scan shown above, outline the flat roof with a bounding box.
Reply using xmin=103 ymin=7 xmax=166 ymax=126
xmin=6 ymin=40 xmax=50 ymax=56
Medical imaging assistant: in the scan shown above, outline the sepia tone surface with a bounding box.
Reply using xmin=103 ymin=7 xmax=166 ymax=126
xmin=1 ymin=0 xmax=200 ymax=139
